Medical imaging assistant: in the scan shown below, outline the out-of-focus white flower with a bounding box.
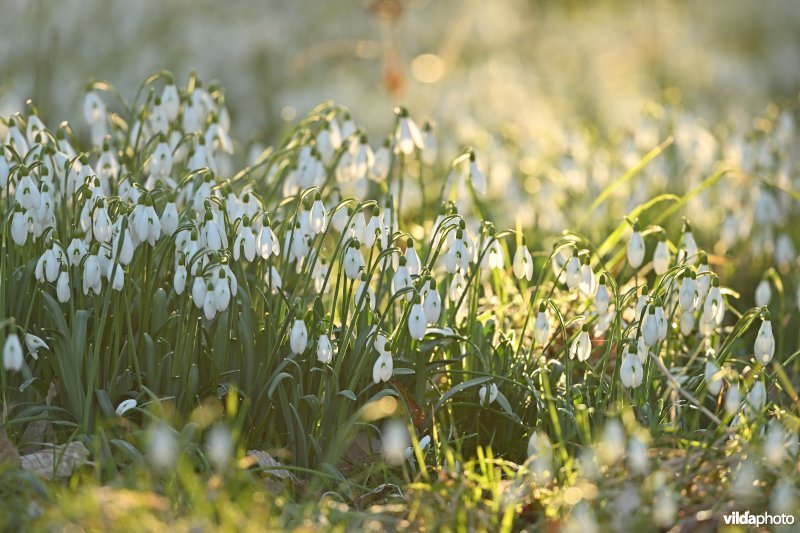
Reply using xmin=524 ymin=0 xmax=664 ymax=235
xmin=3 ymin=333 xmax=24 ymax=371
xmin=468 ymin=152 xmax=486 ymax=195
xmin=704 ymin=357 xmax=723 ymax=395
xmin=206 ymin=424 xmax=233 ymax=470
xmin=653 ymin=237 xmax=671 ymax=275
xmin=725 ymin=383 xmax=741 ymax=415
xmin=745 ymin=381 xmax=766 ymax=416
xmin=565 ymin=249 xmax=581 ymax=289
xmin=755 ymin=278 xmax=771 ymax=308
xmin=620 ymin=346 xmax=643 ymax=388
xmin=595 ymin=274 xmax=609 ymax=314
xmin=513 ymin=241 xmax=534 ymax=281
xmin=394 ymin=108 xmax=424 ymax=155
xmin=627 ymin=224 xmax=645 ymax=269
xmin=627 ymin=435 xmax=648 ymax=474
xmin=148 ymin=423 xmax=178 ymax=471
xmin=381 ymin=419 xmax=409 ymax=466
xmin=652 ymin=488 xmax=677 ymax=528
xmin=534 ymin=303 xmax=551 ymax=347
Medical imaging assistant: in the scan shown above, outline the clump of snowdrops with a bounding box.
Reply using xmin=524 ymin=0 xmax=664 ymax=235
xmin=0 ymin=72 xmax=798 ymax=530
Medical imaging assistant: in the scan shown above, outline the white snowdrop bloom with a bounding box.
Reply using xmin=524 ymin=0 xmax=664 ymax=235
xmin=313 ymin=260 xmax=329 ymax=293
xmin=373 ymin=352 xmax=393 ymax=383
xmin=534 ymin=303 xmax=551 ymax=347
xmin=597 ymin=419 xmax=626 ymax=465
xmin=160 ymin=82 xmax=179 ymax=121
xmin=420 ymin=122 xmax=437 ymax=165
xmin=620 ymin=347 xmax=643 ymax=388
xmin=355 ymin=277 xmax=375 ymax=311
xmin=681 ymin=225 xmax=698 ymax=264
xmin=478 ymin=383 xmax=498 ymax=407
xmin=316 ymin=334 xmax=333 ymax=364
xmin=595 ymin=275 xmax=609 ymax=314
xmin=22 ymin=333 xmax=47 ymax=362
xmin=206 ymin=424 xmax=233 ymax=471
xmin=754 ymin=278 xmax=771 ymax=308
xmin=56 ymin=269 xmax=71 ymax=303
xmin=35 ymin=248 xmax=59 ymax=283
xmin=408 ymin=295 xmax=427 ymax=340
xmin=652 ymin=489 xmax=677 ymax=528
xmin=82 ymin=253 xmax=102 ymax=296
xmin=754 ymin=314 xmax=775 ymax=364
xmin=111 ymin=224 xmax=135 ymax=266
xmin=774 ymin=233 xmax=796 ymax=269
xmin=655 ymin=302 xmax=668 ymax=340
xmin=258 ymin=221 xmax=279 ymax=259
xmin=481 ymin=238 xmax=504 ymax=271
xmin=421 ymin=280 xmax=441 ymax=324
xmin=641 ymin=306 xmax=659 ymax=346
xmin=702 ymin=279 xmax=725 ymax=327
xmin=404 ymin=241 xmax=421 ymax=276
xmin=381 ymin=419 xmax=409 ymax=466
xmin=405 ymin=434 xmax=432 ymax=462
xmin=173 ymin=261 xmax=187 ymax=295
xmin=83 ymin=91 xmax=106 ymax=125
xmin=627 ymin=225 xmax=645 ymax=269
xmin=26 ymin=114 xmax=47 ymax=145
xmin=678 ymin=272 xmax=697 ymax=311
xmin=290 ymin=319 xmax=308 ymax=354
xmin=343 ymin=242 xmax=365 ymax=280
xmin=565 ymin=250 xmax=581 ymax=289
xmin=3 ymin=333 xmax=24 ymax=371
xmin=202 ymin=284 xmax=217 ymax=320
xmin=704 ymin=357 xmax=723 ymax=395
xmin=11 ymin=208 xmax=28 ymax=246
xmin=746 ymin=381 xmax=766 ymax=416
xmin=309 ymin=195 xmax=327 ymax=235
xmin=132 ymin=197 xmax=161 ymax=247
xmin=160 ymin=201 xmax=179 ymax=238
xmin=349 ymin=135 xmax=375 ymax=180
xmin=392 ymin=258 xmax=413 ymax=298
xmin=627 ymin=435 xmax=648 ymax=475
xmin=445 ymin=230 xmax=470 ymax=273
xmin=192 ymin=277 xmax=207 ymax=309
xmin=513 ymin=241 xmax=534 ymax=281
xmin=202 ymin=212 xmax=226 ymax=252
xmin=395 ymin=109 xmax=424 ymax=155
xmin=448 ymin=271 xmax=467 ymax=303
xmin=264 ymin=266 xmax=282 ymax=294
xmin=679 ymin=310 xmax=695 ymax=335
xmin=569 ymin=325 xmax=591 ymax=362
xmin=316 ymin=123 xmax=340 ymax=165
xmin=91 ymin=200 xmax=112 ymax=243
xmin=233 ymin=217 xmax=257 ymax=263
xmin=653 ymin=236 xmax=670 ymax=273
xmin=109 ymin=264 xmax=124 ymax=292
xmin=148 ymin=423 xmax=178 ymax=471
xmin=579 ymin=258 xmax=598 ymax=297
xmin=468 ymin=152 xmax=486 ymax=195
xmin=725 ymin=384 xmax=741 ymax=415
xmin=115 ymin=399 xmax=137 ymax=416
xmin=364 ymin=207 xmax=382 ymax=249
xmin=764 ymin=422 xmax=788 ymax=466
xmin=695 ymin=253 xmax=711 ymax=300
xmin=205 ymin=118 xmax=233 ymax=155
xmin=213 ymin=272 xmax=231 ymax=312
xmin=771 ymin=478 xmax=796 ymax=515
xmin=370 ymin=139 xmax=391 ymax=182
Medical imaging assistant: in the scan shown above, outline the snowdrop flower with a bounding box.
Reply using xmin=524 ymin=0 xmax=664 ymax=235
xmin=569 ymin=324 xmax=591 ymax=362
xmin=652 ymin=489 xmax=677 ymax=528
xmin=132 ymin=196 xmax=161 ymax=247
xmin=641 ymin=305 xmax=659 ymax=346
xmin=160 ymin=200 xmax=179 ymax=238
xmin=316 ymin=334 xmax=333 ymax=364
xmin=513 ymin=240 xmax=534 ymax=281
xmin=653 ymin=234 xmax=671 ymax=275
xmin=754 ymin=312 xmax=775 ymax=364
xmin=192 ymin=277 xmax=207 ymax=309
xmin=620 ymin=345 xmax=643 ymax=388
xmin=764 ymin=422 xmax=788 ymax=466
xmin=746 ymin=381 xmax=766 ymax=416
xmin=392 ymin=256 xmax=413 ymax=297
xmin=373 ymin=351 xmax=393 ymax=384
xmin=565 ymin=249 xmax=581 ymax=289
xmin=3 ymin=333 xmax=24 ymax=371
xmin=678 ymin=271 xmax=697 ymax=311
xmin=701 ymin=278 xmax=725 ymax=328
xmin=421 ymin=280 xmax=441 ymax=324
xmin=35 ymin=247 xmax=60 ymax=283
xmin=405 ymin=434 xmax=431 ymax=462
xmin=381 ymin=419 xmax=409 ymax=466
xmin=408 ymin=294 xmax=427 ymax=340
xmin=56 ymin=268 xmax=71 ymax=303
xmin=755 ymin=278 xmax=771 ymax=308
xmin=67 ymin=235 xmax=88 ymax=266
xmin=213 ymin=270 xmax=231 ymax=312
xmin=258 ymin=218 xmax=279 ymax=259
xmin=394 ymin=107 xmax=424 ymax=155
xmin=478 ymin=383 xmax=498 ymax=407
xmin=202 ymin=283 xmax=217 ymax=320
xmin=534 ymin=303 xmax=551 ymax=346
xmin=596 ymin=274 xmax=609 ymax=314
xmin=343 ymin=241 xmax=365 ymax=280
xmin=704 ymin=356 xmax=723 ymax=395
xmin=696 ymin=252 xmax=711 ymax=300
xmin=579 ymin=256 xmax=598 ymax=297
xmin=115 ymin=399 xmax=137 ymax=416
xmin=654 ymin=301 xmax=668 ymax=340
xmin=445 ymin=229 xmax=470 ymax=273
xmin=148 ymin=423 xmax=178 ymax=471
xmin=627 ymin=435 xmax=648 ymax=474
xmin=82 ymin=252 xmax=102 ymax=295
xmin=370 ymin=138 xmax=391 ymax=181
xmin=355 ymin=275 xmax=376 ymax=312
xmin=313 ymin=259 xmax=329 ymax=293
xmin=680 ymin=310 xmax=695 ymax=335
xmin=627 ymin=223 xmax=645 ymax=269
xmin=83 ymin=91 xmax=106 ymax=125
xmin=92 ymin=199 xmax=112 ymax=243
xmin=404 ymin=239 xmax=421 ymax=276
xmin=233 ymin=216 xmax=257 ymax=262
xmin=290 ymin=319 xmax=308 ymax=354
xmin=309 ymin=193 xmax=327 ymax=234
xmin=681 ymin=221 xmax=698 ymax=264
xmin=468 ymin=151 xmax=486 ymax=195
xmin=350 ymin=134 xmax=375 ymax=180
xmin=725 ymin=384 xmax=741 ymax=415
xmin=173 ymin=258 xmax=187 ymax=295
